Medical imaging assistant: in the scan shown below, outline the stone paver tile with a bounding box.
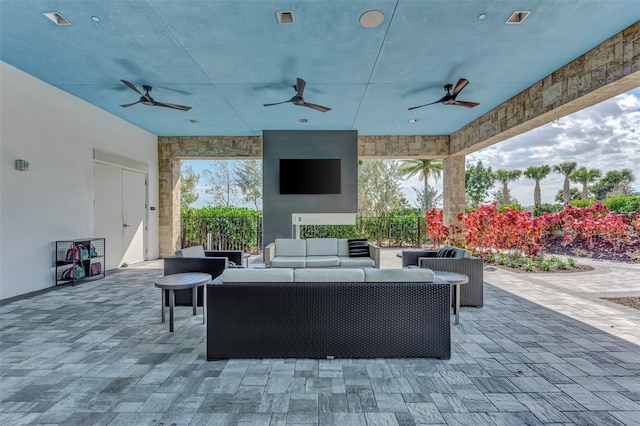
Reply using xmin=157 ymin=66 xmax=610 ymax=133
xmin=610 ymin=410 xmax=640 ymax=426
xmin=319 ymin=412 xmax=367 ymax=425
xmin=406 ymin=402 xmax=445 ymax=424
xmin=375 ymin=393 xmax=408 ymax=413
xmin=484 ymin=393 xmax=528 ymax=412
xmin=514 ymin=393 xmax=570 ymax=423
xmin=440 ymin=412 xmax=495 ymax=425
xmin=556 ymin=384 xmax=617 ymax=410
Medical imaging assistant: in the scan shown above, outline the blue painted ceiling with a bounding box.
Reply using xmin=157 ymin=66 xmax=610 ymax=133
xmin=1 ymin=1 xmax=639 ymax=136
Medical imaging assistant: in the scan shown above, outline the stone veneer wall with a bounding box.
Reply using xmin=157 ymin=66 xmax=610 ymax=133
xmin=451 ymin=21 xmax=640 ymax=156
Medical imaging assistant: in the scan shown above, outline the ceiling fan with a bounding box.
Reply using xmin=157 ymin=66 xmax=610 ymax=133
xmin=119 ymin=79 xmax=192 ymax=111
xmin=408 ymin=78 xmax=479 ymax=110
xmin=263 ymin=77 xmax=331 ymax=112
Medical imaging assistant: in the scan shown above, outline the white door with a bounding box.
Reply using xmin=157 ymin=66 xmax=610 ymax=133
xmin=95 ymin=164 xmax=146 ymax=268
xmin=121 ymin=170 xmax=146 ymax=266
xmin=95 ymin=163 xmax=123 ymax=270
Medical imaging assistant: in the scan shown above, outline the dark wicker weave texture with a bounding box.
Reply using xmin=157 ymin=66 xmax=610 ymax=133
xmin=207 ymin=281 xmax=451 ymax=360
xmin=418 ymin=257 xmax=484 ymax=307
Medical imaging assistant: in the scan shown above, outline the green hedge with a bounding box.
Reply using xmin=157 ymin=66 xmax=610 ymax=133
xmin=603 ymin=195 xmax=640 ymax=215
xmin=181 ymin=207 xmax=262 ymax=252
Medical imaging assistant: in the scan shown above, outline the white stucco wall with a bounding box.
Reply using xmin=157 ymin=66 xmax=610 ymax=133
xmin=0 ymin=61 xmax=159 ymax=300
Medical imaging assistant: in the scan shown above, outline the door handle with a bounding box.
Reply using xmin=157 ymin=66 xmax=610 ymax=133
xmin=123 ymin=224 xmax=130 ymax=228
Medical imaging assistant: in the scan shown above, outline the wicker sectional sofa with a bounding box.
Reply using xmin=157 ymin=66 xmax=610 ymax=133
xmin=206 ymin=267 xmax=451 ymax=360
xmin=264 ymin=238 xmax=380 ymax=268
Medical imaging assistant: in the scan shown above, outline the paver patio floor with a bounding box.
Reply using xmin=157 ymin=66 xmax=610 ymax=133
xmin=1 ymin=251 xmax=639 ymax=425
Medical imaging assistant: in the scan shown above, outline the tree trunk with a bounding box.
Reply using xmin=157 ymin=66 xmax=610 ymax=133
xmin=562 ymin=177 xmax=570 ymax=206
xmin=582 ymin=183 xmax=589 ymax=199
xmin=423 ymin=169 xmax=429 ymax=209
xmin=534 ymin=181 xmax=541 ymax=206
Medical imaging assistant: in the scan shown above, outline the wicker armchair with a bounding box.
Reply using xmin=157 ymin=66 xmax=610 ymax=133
xmin=402 ymin=249 xmax=484 ymax=307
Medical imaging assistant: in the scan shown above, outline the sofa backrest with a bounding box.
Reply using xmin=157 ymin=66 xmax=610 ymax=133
xmin=364 ymin=268 xmax=435 ymax=282
xmin=337 ymin=239 xmax=350 ymax=257
xmin=306 ymin=238 xmax=338 ymax=256
xmin=221 ymin=268 xmax=294 ymax=282
xmin=175 ymin=245 xmax=206 ymax=257
xmin=275 ymin=239 xmax=306 ymax=257
xmin=295 ymin=268 xmax=364 ymax=282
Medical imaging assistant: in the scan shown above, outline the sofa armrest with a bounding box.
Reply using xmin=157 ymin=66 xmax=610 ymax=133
xmin=264 ymin=242 xmax=276 ymax=268
xmin=368 ymin=242 xmax=381 ymax=268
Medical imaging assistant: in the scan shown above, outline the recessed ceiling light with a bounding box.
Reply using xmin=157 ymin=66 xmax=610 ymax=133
xmin=408 ymin=118 xmax=417 ymax=123
xmin=478 ymin=13 xmax=487 ymax=20
xmin=91 ymin=16 xmax=101 ymax=22
xmin=43 ymin=12 xmax=71 ymax=26
xmin=506 ymin=11 xmax=531 ymax=24
xmin=277 ymin=11 xmax=295 ymax=24
xmin=299 ymin=118 xmax=308 ymax=123
xmin=360 ymin=10 xmax=384 ymax=28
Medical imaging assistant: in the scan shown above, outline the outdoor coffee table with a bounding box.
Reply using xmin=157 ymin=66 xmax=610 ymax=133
xmin=154 ymin=272 xmax=211 ymax=332
xmin=419 ymin=264 xmax=468 ymax=325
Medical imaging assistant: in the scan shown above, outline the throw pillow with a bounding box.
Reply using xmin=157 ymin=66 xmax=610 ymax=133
xmin=348 ymin=239 xmax=370 ymax=258
xmin=436 ymin=248 xmax=456 ymax=258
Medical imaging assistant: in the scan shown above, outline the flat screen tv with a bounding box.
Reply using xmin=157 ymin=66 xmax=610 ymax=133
xmin=279 ymin=158 xmax=341 ymax=194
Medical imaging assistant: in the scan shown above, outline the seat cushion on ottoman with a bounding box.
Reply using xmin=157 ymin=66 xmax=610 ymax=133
xmin=294 ymin=268 xmax=364 ymax=282
xmin=221 ymin=268 xmax=294 ymax=282
xmin=338 ymin=256 xmax=375 ymax=268
xmin=271 ymin=256 xmax=307 ymax=268
xmin=305 ymin=255 xmax=340 ymax=268
xmin=365 ymin=268 xmax=435 ymax=282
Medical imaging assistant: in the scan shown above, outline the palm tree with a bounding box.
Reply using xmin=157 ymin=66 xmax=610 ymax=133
xmin=399 ymin=159 xmax=443 ymax=209
xmin=570 ymin=167 xmax=601 ymax=199
xmin=523 ymin=165 xmax=551 ymax=206
xmin=553 ymin=162 xmax=577 ymax=206
xmin=494 ymin=169 xmax=522 ymax=204
xmin=605 ymin=169 xmax=635 ymax=195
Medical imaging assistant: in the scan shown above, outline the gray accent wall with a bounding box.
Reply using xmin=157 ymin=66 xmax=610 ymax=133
xmin=263 ymin=130 xmax=358 ymax=248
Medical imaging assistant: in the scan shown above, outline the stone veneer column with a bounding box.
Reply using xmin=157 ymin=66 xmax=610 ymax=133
xmin=442 ymin=156 xmax=466 ymax=230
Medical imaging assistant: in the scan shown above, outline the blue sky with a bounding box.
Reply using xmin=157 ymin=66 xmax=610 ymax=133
xmin=184 ymin=88 xmax=640 ymax=208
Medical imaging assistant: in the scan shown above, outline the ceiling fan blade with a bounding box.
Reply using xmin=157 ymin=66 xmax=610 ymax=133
xmin=121 ymin=79 xmax=143 ymax=95
xmin=263 ymin=100 xmax=293 ymax=107
xmin=120 ymin=100 xmax=141 ymax=108
xmin=295 ymin=78 xmax=306 ymax=97
xmin=300 ymin=102 xmax=331 ymax=113
xmin=452 ymin=78 xmax=469 ymax=97
xmin=408 ymin=100 xmax=440 ymax=110
xmin=154 ymin=101 xmax=192 ymax=111
xmin=452 ymin=100 xmax=479 ymax=108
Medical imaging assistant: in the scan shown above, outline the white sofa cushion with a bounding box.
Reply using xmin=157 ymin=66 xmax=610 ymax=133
xmin=271 ymin=256 xmax=307 ymax=268
xmin=221 ymin=268 xmax=294 ymax=282
xmin=306 ymin=238 xmax=338 ymax=256
xmin=175 ymin=245 xmax=206 ymax=257
xmin=338 ymin=256 xmax=376 ymax=268
xmin=305 ymin=256 xmax=340 ymax=268
xmin=275 ymin=239 xmax=306 ymax=257
xmin=337 ymin=239 xmax=349 ymax=257
xmin=364 ymin=268 xmax=435 ymax=282
xmin=295 ymin=268 xmax=364 ymax=282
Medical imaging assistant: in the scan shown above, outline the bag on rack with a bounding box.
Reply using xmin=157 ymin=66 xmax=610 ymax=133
xmin=90 ymin=262 xmax=102 ymax=276
xmin=61 ymin=263 xmax=86 ymax=280
xmin=90 ymin=245 xmax=98 ymax=258
xmin=65 ymin=244 xmax=89 ymax=261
